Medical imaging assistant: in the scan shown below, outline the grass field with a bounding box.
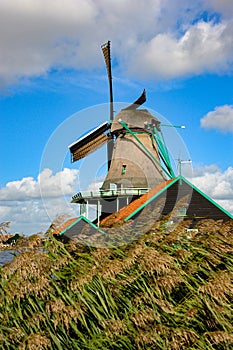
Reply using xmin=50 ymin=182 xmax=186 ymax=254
xmin=0 ymin=218 xmax=233 ymax=349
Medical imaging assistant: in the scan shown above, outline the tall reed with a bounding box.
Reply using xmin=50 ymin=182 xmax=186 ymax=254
xmin=0 ymin=219 xmax=232 ymax=349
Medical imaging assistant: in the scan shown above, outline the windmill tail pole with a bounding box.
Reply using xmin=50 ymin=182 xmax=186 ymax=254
xmin=101 ymin=41 xmax=114 ymax=169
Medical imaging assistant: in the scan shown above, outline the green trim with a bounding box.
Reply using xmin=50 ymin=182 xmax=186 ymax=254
xmin=124 ymin=131 xmax=147 ymax=135
xmin=160 ymin=130 xmax=175 ymax=175
xmin=146 ymin=123 xmax=175 ymax=178
xmin=119 ymin=121 xmax=172 ymax=179
xmin=60 ymin=215 xmax=106 ymax=235
xmin=125 ymin=178 xmax=178 ymax=221
xmin=179 ymin=176 xmax=233 ymax=219
xmin=157 ymin=132 xmax=175 ymax=177
xmin=160 ymin=124 xmax=185 ymax=128
xmin=153 ymin=128 xmax=169 ymax=159
xmin=158 ymin=150 xmax=174 ymax=177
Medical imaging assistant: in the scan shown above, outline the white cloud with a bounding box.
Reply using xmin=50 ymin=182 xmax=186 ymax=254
xmin=189 ymin=165 xmax=233 ymax=214
xmin=0 ymin=168 xmax=79 ymax=235
xmin=216 ymin=199 xmax=233 ymax=215
xmin=0 ymin=168 xmax=78 ymax=200
xmin=0 ymin=0 xmax=233 ymax=87
xmin=39 ymin=168 xmax=79 ymax=198
xmin=87 ymin=174 xmax=105 ymax=192
xmin=0 ymin=0 xmax=98 ymax=86
xmin=200 ymin=105 xmax=233 ymax=132
xmin=87 ymin=182 xmax=103 ymax=192
xmin=129 ymin=20 xmax=233 ymax=79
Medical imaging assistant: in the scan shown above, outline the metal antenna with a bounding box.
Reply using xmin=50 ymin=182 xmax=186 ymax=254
xmin=177 ymin=159 xmax=192 ymax=177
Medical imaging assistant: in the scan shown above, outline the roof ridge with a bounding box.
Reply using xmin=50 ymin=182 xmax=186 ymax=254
xmin=52 ymin=217 xmax=78 ymax=235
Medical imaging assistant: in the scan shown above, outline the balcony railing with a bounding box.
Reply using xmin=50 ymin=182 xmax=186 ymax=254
xmin=72 ymin=188 xmax=150 ymax=201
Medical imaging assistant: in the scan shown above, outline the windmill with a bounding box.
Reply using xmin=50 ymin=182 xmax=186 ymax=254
xmin=69 ymin=42 xmax=176 ymax=222
xmin=50 ymin=41 xmax=233 ymax=242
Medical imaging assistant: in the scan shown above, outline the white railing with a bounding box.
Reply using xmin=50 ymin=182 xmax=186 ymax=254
xmin=72 ymin=188 xmax=150 ymax=201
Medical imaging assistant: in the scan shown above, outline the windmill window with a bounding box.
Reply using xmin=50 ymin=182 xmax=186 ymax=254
xmin=122 ymin=164 xmax=127 ymax=174
xmin=110 ymin=183 xmax=117 ymax=190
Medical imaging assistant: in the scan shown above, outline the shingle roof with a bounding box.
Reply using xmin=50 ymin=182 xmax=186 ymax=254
xmin=100 ymin=179 xmax=174 ymax=226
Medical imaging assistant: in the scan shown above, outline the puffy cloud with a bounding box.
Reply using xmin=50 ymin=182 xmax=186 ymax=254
xmin=0 ymin=0 xmax=98 ymax=86
xmin=216 ymin=199 xmax=233 ymax=215
xmin=0 ymin=0 xmax=132 ymax=82
xmin=87 ymin=175 xmax=105 ymax=192
xmin=189 ymin=165 xmax=233 ymax=214
xmin=0 ymin=197 xmax=78 ymax=235
xmin=39 ymin=168 xmax=79 ymax=198
xmin=87 ymin=182 xmax=103 ymax=192
xmin=0 ymin=168 xmax=79 ymax=235
xmin=129 ymin=20 xmax=233 ymax=79
xmin=0 ymin=168 xmax=78 ymax=200
xmin=200 ymin=105 xmax=233 ymax=132
xmin=0 ymin=0 xmax=233 ymax=87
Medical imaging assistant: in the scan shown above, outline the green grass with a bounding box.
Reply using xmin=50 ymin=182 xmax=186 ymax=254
xmin=0 ymin=218 xmax=233 ymax=349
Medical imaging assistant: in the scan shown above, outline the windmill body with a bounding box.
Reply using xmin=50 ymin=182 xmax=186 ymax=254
xmin=102 ymin=108 xmax=167 ymax=190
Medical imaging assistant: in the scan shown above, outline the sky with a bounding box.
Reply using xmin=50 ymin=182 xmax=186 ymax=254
xmin=0 ymin=0 xmax=233 ymax=235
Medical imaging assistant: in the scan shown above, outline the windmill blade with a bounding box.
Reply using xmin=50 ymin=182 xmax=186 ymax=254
xmin=123 ymin=89 xmax=146 ymax=110
xmin=69 ymin=121 xmax=111 ymax=162
xmin=101 ymin=41 xmax=114 ymax=121
xmin=101 ymin=41 xmax=114 ymax=169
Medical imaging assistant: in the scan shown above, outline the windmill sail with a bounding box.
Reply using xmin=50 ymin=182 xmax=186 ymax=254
xmin=101 ymin=41 xmax=114 ymax=169
xmin=101 ymin=41 xmax=113 ymax=120
xmin=69 ymin=121 xmax=111 ymax=162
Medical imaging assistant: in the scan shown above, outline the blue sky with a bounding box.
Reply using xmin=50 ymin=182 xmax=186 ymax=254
xmin=0 ymin=0 xmax=233 ymax=235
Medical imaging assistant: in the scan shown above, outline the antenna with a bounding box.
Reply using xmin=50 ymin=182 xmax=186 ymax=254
xmin=177 ymin=159 xmax=192 ymax=177
xmin=101 ymin=41 xmax=114 ymax=169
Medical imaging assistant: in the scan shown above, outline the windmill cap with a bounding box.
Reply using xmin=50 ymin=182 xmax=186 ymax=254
xmin=111 ymin=109 xmax=160 ymax=132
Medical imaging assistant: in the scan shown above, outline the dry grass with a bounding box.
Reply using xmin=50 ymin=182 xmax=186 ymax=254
xmin=0 ymin=218 xmax=232 ymax=349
